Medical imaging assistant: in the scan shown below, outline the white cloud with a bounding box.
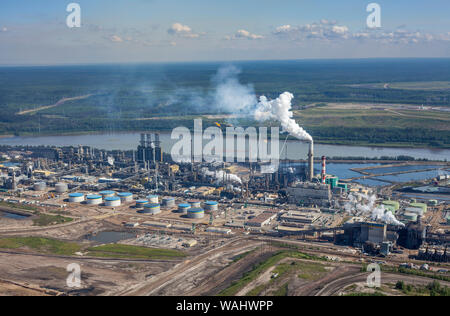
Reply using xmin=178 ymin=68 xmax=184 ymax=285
xmin=227 ymin=29 xmax=264 ymax=40
xmin=274 ymin=25 xmax=293 ymax=34
xmin=273 ymin=20 xmax=350 ymax=40
xmin=110 ymin=35 xmax=123 ymax=43
xmin=273 ymin=20 xmax=448 ymax=45
xmin=168 ymin=23 xmax=201 ymax=38
xmin=1 ymin=27 xmax=8 ymax=32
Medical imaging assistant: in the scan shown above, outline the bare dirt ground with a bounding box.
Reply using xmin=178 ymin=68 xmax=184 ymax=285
xmin=16 ymin=95 xmax=93 ymax=116
xmin=113 ymin=237 xmax=262 ymax=296
xmin=317 ymin=272 xmax=450 ymax=296
xmin=0 ymin=217 xmax=34 ymax=230
xmin=0 ymin=252 xmax=174 ymax=296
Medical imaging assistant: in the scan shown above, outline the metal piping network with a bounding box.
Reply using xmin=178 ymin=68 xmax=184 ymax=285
xmin=322 ymin=156 xmax=326 ymax=184
xmin=308 ymin=140 xmax=314 ymax=182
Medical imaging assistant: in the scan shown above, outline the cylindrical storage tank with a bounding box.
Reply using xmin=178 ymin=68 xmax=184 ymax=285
xmin=162 ymin=197 xmax=176 ymax=208
xmin=117 ymin=192 xmax=133 ymax=203
xmin=69 ymin=193 xmax=84 ymax=203
xmin=204 ymin=201 xmax=219 ymax=213
xmin=86 ymin=195 xmax=102 ymax=205
xmin=189 ymin=200 xmax=201 ymax=208
xmin=140 ymin=203 xmax=161 ymax=215
xmin=33 ymin=182 xmax=46 ymax=191
xmin=178 ymin=203 xmax=191 ymax=214
xmin=55 ymin=183 xmax=68 ymax=193
xmin=147 ymin=195 xmax=159 ymax=203
xmin=404 ymin=212 xmax=418 ymax=222
xmin=410 ymin=203 xmax=428 ymax=214
xmin=188 ymin=208 xmax=205 ymax=219
xmin=105 ymin=196 xmax=121 ymax=207
xmin=136 ymin=199 xmax=148 ymax=209
xmin=100 ymin=190 xmax=115 ymax=198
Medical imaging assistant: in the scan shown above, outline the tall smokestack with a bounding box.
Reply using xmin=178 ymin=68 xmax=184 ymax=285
xmin=321 ymin=156 xmax=326 ymax=184
xmin=308 ymin=140 xmax=314 ymax=182
xmin=140 ymin=133 xmax=146 ymax=148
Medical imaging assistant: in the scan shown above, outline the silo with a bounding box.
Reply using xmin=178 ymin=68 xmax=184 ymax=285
xmin=147 ymin=195 xmax=159 ymax=203
xmin=404 ymin=212 xmax=418 ymax=222
xmin=178 ymin=203 xmax=191 ymax=214
xmin=105 ymin=196 xmax=121 ymax=207
xmin=55 ymin=183 xmax=68 ymax=193
xmin=410 ymin=203 xmax=428 ymax=214
xmin=189 ymin=200 xmax=201 ymax=208
xmin=204 ymin=201 xmax=219 ymax=213
xmin=86 ymin=195 xmax=102 ymax=205
xmin=135 ymin=199 xmax=148 ymax=209
xmin=118 ymin=192 xmax=133 ymax=203
xmin=33 ymin=182 xmax=47 ymax=191
xmin=188 ymin=208 xmax=205 ymax=219
xmin=100 ymin=190 xmax=115 ymax=198
xmin=69 ymin=193 xmax=84 ymax=203
xmin=140 ymin=203 xmax=161 ymax=215
xmin=162 ymin=197 xmax=176 ymax=208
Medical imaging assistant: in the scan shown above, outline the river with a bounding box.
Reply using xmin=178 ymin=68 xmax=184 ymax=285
xmin=0 ymin=132 xmax=449 ymax=161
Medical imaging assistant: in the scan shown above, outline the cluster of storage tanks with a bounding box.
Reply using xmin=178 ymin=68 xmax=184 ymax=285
xmin=134 ymin=196 xmax=220 ymax=219
xmin=68 ymin=191 xmax=134 ymax=207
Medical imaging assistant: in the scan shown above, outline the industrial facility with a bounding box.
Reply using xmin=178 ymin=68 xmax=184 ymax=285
xmin=0 ymin=131 xmax=449 ymax=296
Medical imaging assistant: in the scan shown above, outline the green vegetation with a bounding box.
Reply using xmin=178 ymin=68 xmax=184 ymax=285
xmin=219 ymin=251 xmax=326 ymax=296
xmin=396 ymin=280 xmax=450 ymax=296
xmin=272 ymin=283 xmax=289 ymax=296
xmin=0 ymin=236 xmax=186 ymax=260
xmin=32 ymin=213 xmax=73 ymax=226
xmin=0 ymin=237 xmax=81 ymax=256
xmin=1 ymin=60 xmax=450 ymax=148
xmin=231 ymin=250 xmax=255 ymax=263
xmin=344 ymin=292 xmax=387 ymax=296
xmin=388 ymin=266 xmax=450 ymax=283
xmin=349 ymin=81 xmax=450 ymax=91
xmin=0 ymin=201 xmax=37 ymax=212
xmin=86 ymin=244 xmax=186 ymax=260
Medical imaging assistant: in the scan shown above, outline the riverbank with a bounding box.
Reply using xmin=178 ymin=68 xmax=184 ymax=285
xmin=1 ymin=130 xmax=449 ymax=150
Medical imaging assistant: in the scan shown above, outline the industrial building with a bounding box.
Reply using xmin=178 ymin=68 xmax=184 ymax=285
xmin=287 ymin=182 xmax=331 ymax=206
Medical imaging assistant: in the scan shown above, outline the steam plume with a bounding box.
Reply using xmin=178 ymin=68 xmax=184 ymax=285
xmin=200 ymin=167 xmax=242 ymax=185
xmin=344 ymin=193 xmax=404 ymax=227
xmin=254 ymin=92 xmax=313 ymax=142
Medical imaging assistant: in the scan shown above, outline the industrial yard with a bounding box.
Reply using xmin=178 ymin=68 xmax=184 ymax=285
xmin=0 ymin=131 xmax=448 ymax=297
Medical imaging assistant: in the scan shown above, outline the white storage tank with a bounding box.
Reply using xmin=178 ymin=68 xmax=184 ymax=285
xmin=162 ymin=197 xmax=176 ymax=208
xmin=105 ymin=196 xmax=121 ymax=207
xmin=33 ymin=182 xmax=47 ymax=191
xmin=136 ymin=199 xmax=149 ymax=209
xmin=204 ymin=201 xmax=219 ymax=212
xmin=188 ymin=208 xmax=205 ymax=219
xmin=55 ymin=183 xmax=68 ymax=193
xmin=178 ymin=203 xmax=191 ymax=214
xmin=86 ymin=195 xmax=102 ymax=205
xmin=147 ymin=195 xmax=159 ymax=203
xmin=189 ymin=200 xmax=201 ymax=208
xmin=69 ymin=193 xmax=84 ymax=203
xmin=118 ymin=192 xmax=133 ymax=203
xmin=140 ymin=203 xmax=161 ymax=215
xmin=100 ymin=190 xmax=115 ymax=198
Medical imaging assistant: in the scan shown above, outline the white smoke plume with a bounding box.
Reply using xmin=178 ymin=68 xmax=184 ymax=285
xmin=166 ymin=66 xmax=312 ymax=143
xmin=254 ymin=92 xmax=313 ymax=142
xmin=200 ymin=168 xmax=242 ymax=185
xmin=344 ymin=193 xmax=404 ymax=227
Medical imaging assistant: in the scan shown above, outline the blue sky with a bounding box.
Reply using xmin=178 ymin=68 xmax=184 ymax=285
xmin=0 ymin=0 xmax=449 ymax=65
